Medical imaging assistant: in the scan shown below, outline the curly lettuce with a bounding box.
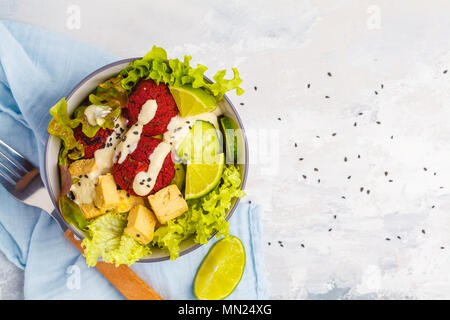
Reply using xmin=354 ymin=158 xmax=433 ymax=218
xmin=152 ymin=164 xmax=245 ymax=260
xmin=48 ymin=98 xmax=85 ymax=165
xmin=120 ymin=45 xmax=244 ymax=101
xmin=81 ymin=212 xmax=151 ymax=267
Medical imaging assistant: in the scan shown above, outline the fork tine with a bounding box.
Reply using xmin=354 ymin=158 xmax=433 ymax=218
xmin=0 ymin=139 xmax=34 ymax=174
xmin=0 ymin=162 xmax=17 ymax=186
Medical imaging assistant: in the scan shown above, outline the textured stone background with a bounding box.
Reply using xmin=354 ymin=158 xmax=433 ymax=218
xmin=2 ymin=0 xmax=450 ymax=299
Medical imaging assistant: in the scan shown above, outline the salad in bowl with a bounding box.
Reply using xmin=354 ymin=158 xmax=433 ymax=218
xmin=46 ymin=46 xmax=247 ymax=266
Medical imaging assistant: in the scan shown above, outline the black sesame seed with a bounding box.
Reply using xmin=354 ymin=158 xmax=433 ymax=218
xmin=268 ymin=242 xmax=271 ymax=246
xmin=147 ymin=178 xmax=151 ymax=182
xmin=367 ymin=190 xmax=370 ymax=195
xmin=357 ymin=154 xmax=361 ymax=159
xmin=375 ymin=91 xmax=378 ymax=95
xmin=358 ymin=112 xmax=363 ymax=115
xmin=77 ymin=182 xmax=81 ymax=187
xmin=302 ymin=175 xmax=307 ymax=179
xmin=389 ymin=179 xmax=393 ymax=182
xmin=386 ymin=238 xmax=391 ymax=241
xmin=424 ymin=167 xmax=428 ymax=171
xmin=327 ymin=72 xmax=332 ymax=77
xmin=240 ymin=102 xmax=244 ymax=106
xmin=317 ymin=179 xmax=321 ymax=183
xmin=422 ymin=229 xmax=426 ymax=234
xmin=332 ymin=133 xmax=337 ymax=136
xmin=115 ymin=124 xmax=119 ymax=128
xmin=307 ymin=83 xmax=311 ymax=89
xmin=385 ymin=171 xmax=388 ymax=176
xmin=341 ymin=196 xmax=346 ymax=199
xmin=84 ymin=175 xmax=88 ymax=178
xmin=277 ymin=117 xmax=281 ymax=121
xmin=344 ymin=157 xmax=348 ymax=162
xmin=254 ymin=86 xmax=258 ymax=91
xmin=432 ymin=205 xmax=436 ymax=209
xmin=140 ymin=182 xmax=144 ymax=185
xmin=314 ymin=168 xmax=318 ymax=172
xmin=136 ymin=234 xmax=140 ymax=237
xmin=397 ymin=236 xmax=401 ymax=239
xmin=146 ymin=184 xmax=150 ymax=188
xmin=126 ymin=193 xmax=130 ymax=197
xmin=133 ymin=131 xmax=138 ymax=135
xmin=299 ymin=158 xmax=304 ymax=161
xmin=68 ymin=191 xmax=75 ymax=200
xmin=444 ymin=70 xmax=448 ymax=74
xmin=360 ymin=187 xmax=364 ymax=192
xmin=294 ymin=142 xmax=297 ymax=147
xmin=347 ymin=176 xmax=351 ymax=179
xmin=354 ymin=122 xmax=357 ymax=127
xmin=325 ymin=95 xmax=330 ymax=99
xmin=334 ymin=215 xmax=337 ymax=219
xmin=381 ymin=84 xmax=384 ymax=89
xmin=127 ymin=145 xmax=130 ymax=148
xmin=376 ymin=121 xmax=381 ymax=124
xmin=328 ymin=228 xmax=332 ymax=232
xmin=301 ymin=244 xmax=305 ymax=248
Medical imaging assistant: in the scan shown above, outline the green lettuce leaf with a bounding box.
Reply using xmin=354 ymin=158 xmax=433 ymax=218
xmin=59 ymin=196 xmax=88 ymax=231
xmin=81 ymin=212 xmax=151 ymax=267
xmin=120 ymin=45 xmax=244 ymax=101
xmin=48 ymin=98 xmax=85 ymax=165
xmin=152 ymin=165 xmax=245 ymax=260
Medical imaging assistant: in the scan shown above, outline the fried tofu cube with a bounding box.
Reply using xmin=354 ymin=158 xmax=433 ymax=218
xmin=117 ymin=190 xmax=145 ymax=213
xmin=68 ymin=159 xmax=98 ymax=177
xmin=147 ymin=185 xmax=188 ymax=224
xmin=124 ymin=204 xmax=157 ymax=244
xmin=94 ymin=173 xmax=119 ymax=211
xmin=79 ymin=203 xmax=104 ymax=220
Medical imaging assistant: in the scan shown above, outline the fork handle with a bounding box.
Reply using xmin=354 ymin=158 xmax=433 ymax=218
xmin=64 ymin=229 xmax=163 ymax=300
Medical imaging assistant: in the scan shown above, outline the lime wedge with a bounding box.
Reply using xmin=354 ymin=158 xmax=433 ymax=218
xmin=194 ymin=236 xmax=246 ymax=300
xmin=219 ymin=116 xmax=238 ymax=164
xmin=169 ymin=85 xmax=217 ymax=117
xmin=185 ymin=153 xmax=224 ymax=200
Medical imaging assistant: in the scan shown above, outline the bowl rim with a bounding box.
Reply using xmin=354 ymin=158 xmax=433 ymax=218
xmin=43 ymin=57 xmax=249 ymax=262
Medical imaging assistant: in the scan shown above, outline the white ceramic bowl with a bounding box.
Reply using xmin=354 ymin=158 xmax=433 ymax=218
xmin=44 ymin=58 xmax=248 ymax=262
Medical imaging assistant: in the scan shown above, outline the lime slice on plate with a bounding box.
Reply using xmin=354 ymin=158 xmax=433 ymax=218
xmin=185 ymin=153 xmax=224 ymax=200
xmin=169 ymin=85 xmax=217 ymax=117
xmin=194 ymin=236 xmax=246 ymax=300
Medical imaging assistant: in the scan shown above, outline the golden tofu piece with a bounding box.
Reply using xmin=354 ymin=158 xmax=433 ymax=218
xmin=117 ymin=190 xmax=145 ymax=213
xmin=68 ymin=159 xmax=98 ymax=177
xmin=79 ymin=203 xmax=104 ymax=220
xmin=147 ymin=185 xmax=188 ymax=224
xmin=124 ymin=205 xmax=157 ymax=244
xmin=94 ymin=173 xmax=119 ymax=211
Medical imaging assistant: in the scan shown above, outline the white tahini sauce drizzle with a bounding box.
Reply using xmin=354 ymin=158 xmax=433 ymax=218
xmin=94 ymin=116 xmax=128 ymax=174
xmin=84 ymin=105 xmax=112 ymax=126
xmin=114 ymin=99 xmax=158 ymax=164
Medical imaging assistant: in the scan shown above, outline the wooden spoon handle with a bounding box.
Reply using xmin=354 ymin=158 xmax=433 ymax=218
xmin=64 ymin=229 xmax=163 ymax=300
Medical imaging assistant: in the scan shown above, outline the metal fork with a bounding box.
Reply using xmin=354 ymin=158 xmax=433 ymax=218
xmin=0 ymin=138 xmax=162 ymax=300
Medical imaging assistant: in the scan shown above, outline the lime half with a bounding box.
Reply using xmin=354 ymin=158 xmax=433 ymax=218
xmin=169 ymin=85 xmax=217 ymax=117
xmin=185 ymin=153 xmax=224 ymax=200
xmin=194 ymin=236 xmax=246 ymax=300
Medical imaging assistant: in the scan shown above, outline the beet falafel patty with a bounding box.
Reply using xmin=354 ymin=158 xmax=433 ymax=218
xmin=73 ymin=125 xmax=113 ymax=159
xmin=112 ymin=136 xmax=175 ymax=196
xmin=122 ymin=79 xmax=179 ymax=136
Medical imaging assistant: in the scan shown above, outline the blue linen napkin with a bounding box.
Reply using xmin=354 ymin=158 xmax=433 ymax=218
xmin=0 ymin=20 xmax=267 ymax=300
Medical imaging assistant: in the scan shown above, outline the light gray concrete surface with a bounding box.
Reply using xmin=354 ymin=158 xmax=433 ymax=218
xmin=2 ymin=0 xmax=450 ymax=299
